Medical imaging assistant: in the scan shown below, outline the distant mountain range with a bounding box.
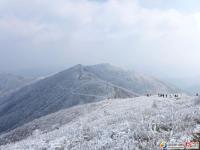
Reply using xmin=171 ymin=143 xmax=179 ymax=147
xmin=0 ymin=73 xmax=35 ymax=98
xmin=0 ymin=64 xmax=179 ymax=135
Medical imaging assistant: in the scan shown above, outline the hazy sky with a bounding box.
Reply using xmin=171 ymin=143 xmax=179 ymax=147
xmin=1 ymin=0 xmax=200 ymax=78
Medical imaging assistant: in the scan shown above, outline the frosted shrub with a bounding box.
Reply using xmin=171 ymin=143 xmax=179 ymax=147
xmin=152 ymin=100 xmax=158 ymax=108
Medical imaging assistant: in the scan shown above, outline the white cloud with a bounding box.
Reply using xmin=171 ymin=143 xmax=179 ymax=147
xmin=1 ymin=0 xmax=200 ymax=77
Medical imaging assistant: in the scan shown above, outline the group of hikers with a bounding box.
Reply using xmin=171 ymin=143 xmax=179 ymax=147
xmin=146 ymin=93 xmax=180 ymax=98
xmin=158 ymin=93 xmax=179 ymax=98
xmin=158 ymin=93 xmax=168 ymax=98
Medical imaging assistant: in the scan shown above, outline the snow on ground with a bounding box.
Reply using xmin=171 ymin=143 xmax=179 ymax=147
xmin=1 ymin=95 xmax=200 ymax=150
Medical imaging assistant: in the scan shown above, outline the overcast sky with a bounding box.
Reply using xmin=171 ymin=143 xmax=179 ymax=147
xmin=1 ymin=0 xmax=200 ymax=78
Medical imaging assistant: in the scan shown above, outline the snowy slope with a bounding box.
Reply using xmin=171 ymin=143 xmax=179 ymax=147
xmin=1 ymin=95 xmax=199 ymax=150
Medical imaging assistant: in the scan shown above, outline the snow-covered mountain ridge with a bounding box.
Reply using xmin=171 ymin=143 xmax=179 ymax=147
xmin=0 ymin=64 xmax=178 ymax=136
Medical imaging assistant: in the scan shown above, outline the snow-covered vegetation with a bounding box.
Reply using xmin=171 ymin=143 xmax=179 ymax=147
xmin=1 ymin=95 xmax=199 ymax=150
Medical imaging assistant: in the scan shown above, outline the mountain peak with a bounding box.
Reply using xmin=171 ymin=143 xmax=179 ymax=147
xmin=70 ymin=64 xmax=83 ymax=70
